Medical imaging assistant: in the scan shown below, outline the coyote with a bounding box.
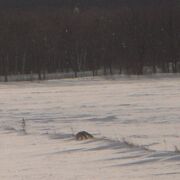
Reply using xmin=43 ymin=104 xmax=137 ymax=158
xmin=75 ymin=131 xmax=94 ymax=140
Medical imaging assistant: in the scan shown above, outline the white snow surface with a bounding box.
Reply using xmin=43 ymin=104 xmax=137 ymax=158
xmin=0 ymin=74 xmax=180 ymax=180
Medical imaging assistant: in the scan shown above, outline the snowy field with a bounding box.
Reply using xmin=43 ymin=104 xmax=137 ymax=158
xmin=0 ymin=74 xmax=180 ymax=180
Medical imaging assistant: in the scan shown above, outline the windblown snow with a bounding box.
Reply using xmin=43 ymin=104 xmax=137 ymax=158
xmin=0 ymin=74 xmax=180 ymax=180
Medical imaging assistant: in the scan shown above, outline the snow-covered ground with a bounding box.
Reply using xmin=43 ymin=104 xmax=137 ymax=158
xmin=0 ymin=74 xmax=180 ymax=179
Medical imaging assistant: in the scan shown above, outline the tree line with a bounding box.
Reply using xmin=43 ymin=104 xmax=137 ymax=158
xmin=0 ymin=0 xmax=180 ymax=81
